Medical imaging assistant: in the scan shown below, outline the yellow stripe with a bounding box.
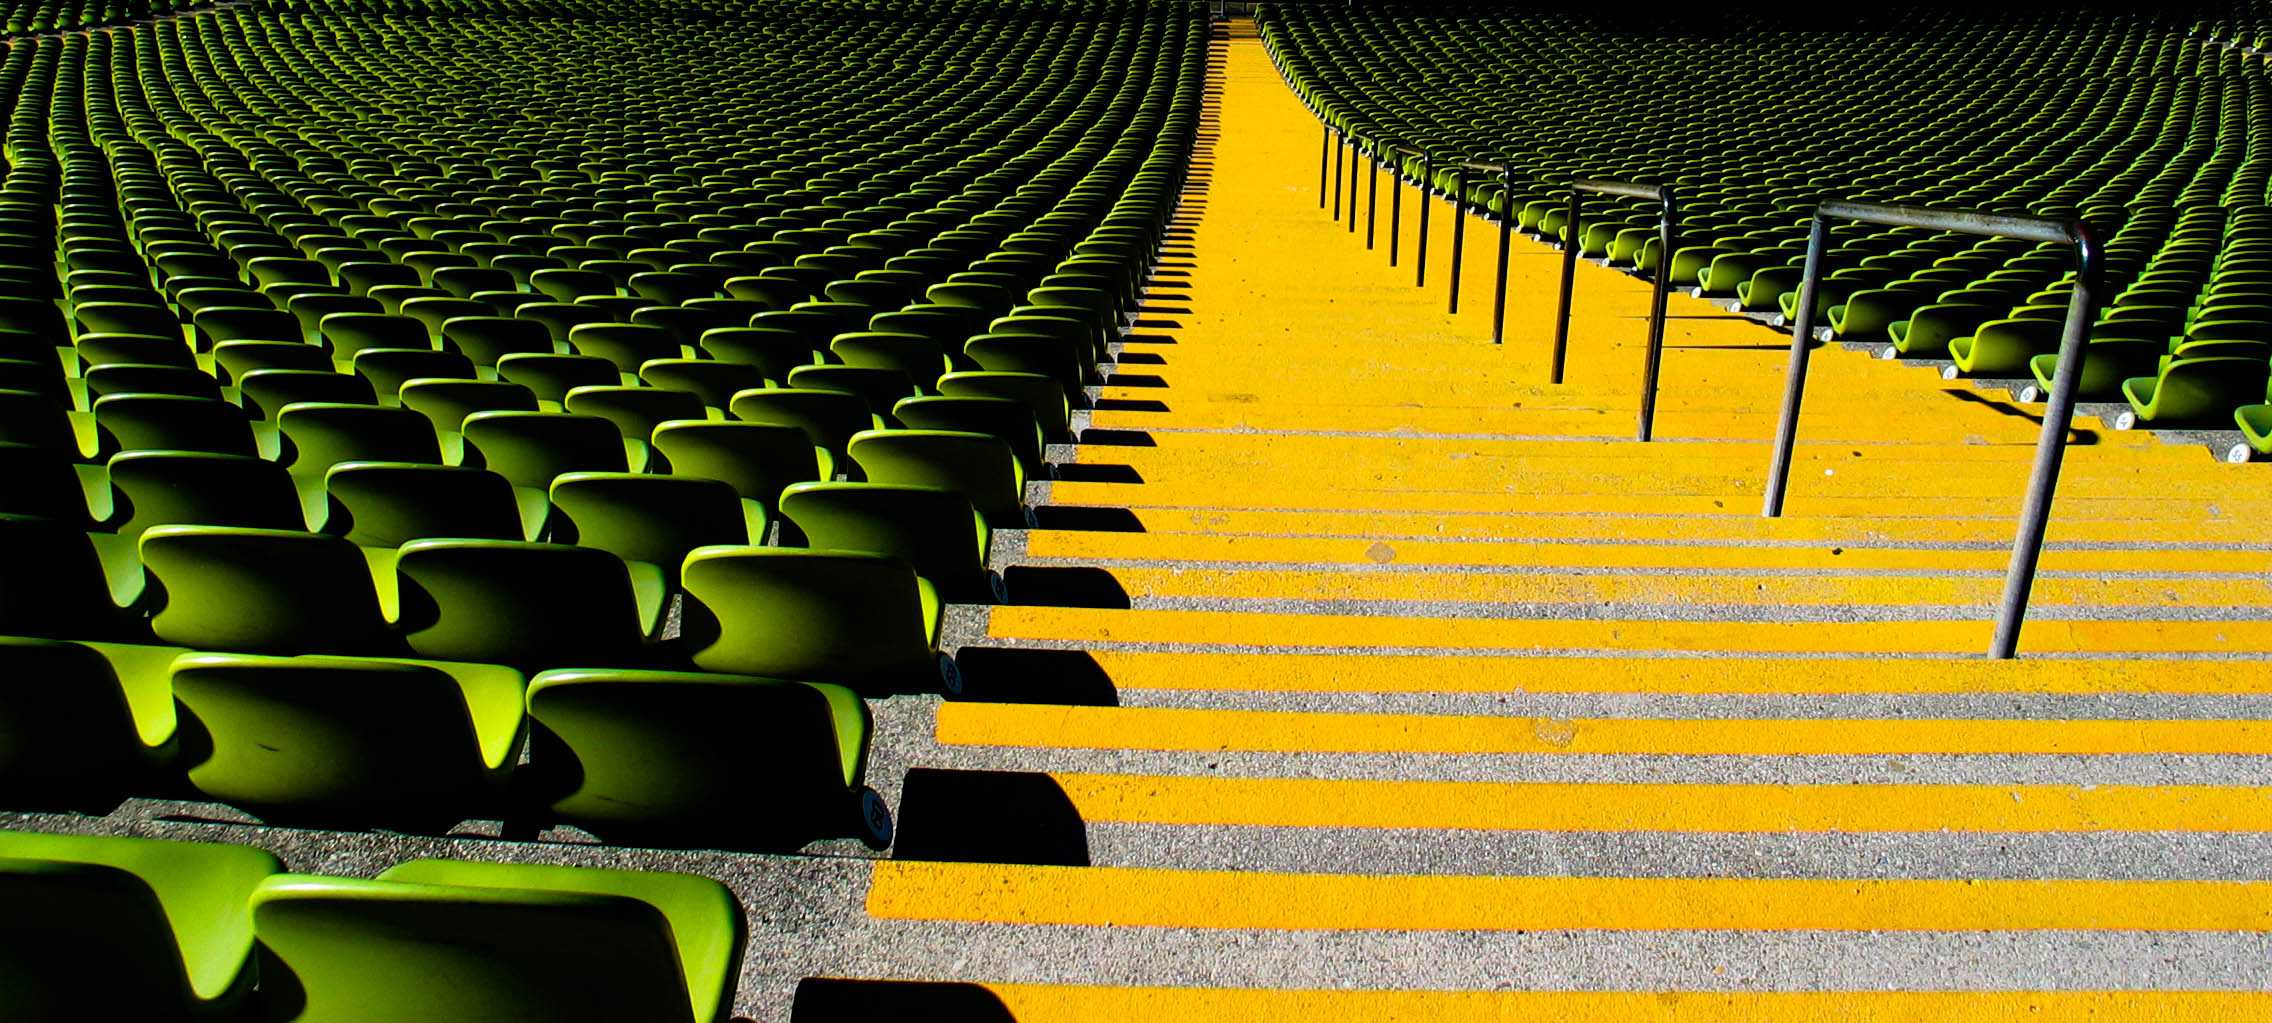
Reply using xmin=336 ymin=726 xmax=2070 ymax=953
xmin=1099 ymin=567 xmax=2272 ymax=607
xmin=935 ymin=704 xmax=2272 ymax=755
xmin=987 ymin=607 xmax=2272 ymax=654
xmin=1049 ymin=774 xmax=2272 ymax=832
xmin=1046 ymin=481 xmax=2271 ymax=519
xmin=1024 ymin=532 xmax=2272 ymax=573
xmin=1083 ymin=651 xmax=2269 ymax=694
xmin=867 ymin=861 xmax=2272 ymax=931
xmin=1120 ymin=508 xmax=2272 ymax=543
xmin=961 ymin=986 xmax=2272 ymax=1022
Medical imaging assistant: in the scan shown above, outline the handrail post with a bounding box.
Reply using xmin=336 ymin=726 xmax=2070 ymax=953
xmin=1755 ymin=200 xmax=2099 ymax=658
xmin=1635 ymin=185 xmax=1676 ymax=441
xmin=1366 ymin=146 xmax=1379 ymax=250
xmin=1415 ymin=154 xmax=1429 ymax=287
xmin=1447 ymin=166 xmax=1465 ymax=313
xmin=1335 ymin=132 xmax=1354 ymax=235
xmin=1458 ymin=159 xmax=1514 ymax=345
xmin=1549 ymin=188 xmax=1580 ymax=384
xmin=1550 ymin=179 xmax=1678 ymax=397
xmin=1388 ymin=154 xmax=1402 ymax=265
xmin=1989 ymin=223 xmax=2101 ymax=658
xmin=1761 ymin=213 xmax=1830 ymax=518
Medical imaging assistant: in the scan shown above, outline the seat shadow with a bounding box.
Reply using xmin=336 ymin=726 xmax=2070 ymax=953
xmin=1077 ymin=427 xmax=1155 ymax=446
xmin=1028 ymin=504 xmax=1144 ymax=531
xmin=951 ymin=646 xmax=1119 ymax=706
xmin=1051 ymin=463 xmax=1144 ymax=483
xmin=1090 ymin=398 xmax=1168 ymax=413
xmin=1110 ymin=350 xmax=1166 ymax=365
xmin=791 ymin=980 xmax=1014 ymax=1023
xmin=1102 ymin=373 xmax=1167 ymax=388
xmin=1002 ymin=565 xmax=1130 ymax=610
xmin=891 ymin=768 xmax=1090 ymax=866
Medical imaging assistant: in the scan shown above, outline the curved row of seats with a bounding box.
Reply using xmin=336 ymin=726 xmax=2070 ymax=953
xmin=0 ymin=0 xmax=1205 ymax=848
xmin=1263 ymin=3 xmax=2272 ymax=453
xmin=0 ymin=633 xmax=888 ymax=846
xmin=2 ymin=828 xmax=748 ymax=1021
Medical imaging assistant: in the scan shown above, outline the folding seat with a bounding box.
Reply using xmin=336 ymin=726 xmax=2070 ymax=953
xmin=394 ymin=539 xmax=654 ymax=667
xmin=337 ymin=261 xmax=421 ymax=297
xmin=94 ymin=394 xmax=259 ymax=458
xmin=1946 ymin=318 xmax=2067 ymax=376
xmin=234 ymin=369 xmax=379 ymax=421
xmin=525 ymin=668 xmax=886 ymax=848
xmin=399 ymin=378 xmax=543 ymax=437
xmin=531 ymin=267 xmax=619 ymax=303
xmin=76 ymin=332 xmax=199 ymax=371
xmin=780 ymin=481 xmax=998 ymax=604
xmin=191 ymin=306 xmax=298 ymax=348
xmin=0 ymin=830 xmax=278 ymax=1019
xmin=549 ymin=472 xmax=757 ymax=598
xmin=565 ymin=385 xmax=710 ymax=445
xmin=496 ymin=352 xmax=626 ymax=405
xmin=570 ymin=322 xmax=685 ymax=373
xmin=399 ymin=297 xmax=495 ymax=343
xmin=443 ymin=315 xmax=556 ymax=367
xmin=320 ymin=312 xmax=430 ymax=360
xmin=288 ymin=293 xmax=381 ymax=343
xmin=700 ymin=326 xmax=819 ymax=380
xmin=325 ymin=462 xmax=535 ymax=550
xmin=649 ymin=420 xmax=833 ymax=520
xmin=279 ymin=402 xmax=445 ymax=483
xmin=108 ymin=450 xmax=305 ymax=540
xmin=638 ymin=358 xmax=768 ymax=409
xmin=2120 ymin=357 xmax=2272 ymax=426
xmin=138 ymin=525 xmax=395 ymax=655
xmin=460 ymin=410 xmax=640 ymax=495
xmin=84 ymin=363 xmax=227 ymax=404
xmin=729 ymin=386 xmax=881 ymax=464
xmin=74 ymin=302 xmax=183 ymax=344
xmin=249 ymin=859 xmax=744 ymax=1023
xmin=786 ymin=363 xmax=922 ymax=415
xmin=680 ymin=546 xmax=952 ymax=694
xmin=848 ymin=428 xmax=1027 ymax=526
xmin=213 ymin=340 xmax=333 ymax=383
xmin=167 ymin=652 xmax=524 ymax=827
xmin=892 ymin=394 xmax=1047 ymax=475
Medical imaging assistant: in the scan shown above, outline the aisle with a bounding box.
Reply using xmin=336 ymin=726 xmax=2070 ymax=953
xmin=786 ymin=17 xmax=2272 ymax=1021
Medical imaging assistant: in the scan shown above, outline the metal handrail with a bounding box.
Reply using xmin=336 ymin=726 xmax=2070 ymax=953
xmin=1456 ymin=159 xmax=1516 ymax=344
xmin=1760 ymin=199 xmax=2102 ymax=659
xmin=1548 ymin=179 xmax=1678 ymax=440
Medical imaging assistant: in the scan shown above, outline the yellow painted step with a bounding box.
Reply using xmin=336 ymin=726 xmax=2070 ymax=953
xmin=1046 ymin=481 xmax=2267 ymax=518
xmin=937 ymin=704 xmax=2272 ymax=756
xmin=869 ymin=860 xmax=2272 ymax=931
xmin=844 ymin=986 xmax=2272 ymax=1022
xmin=1026 ymin=532 xmax=2272 ymax=573
xmin=1114 ymin=508 xmax=2272 ymax=544
xmin=1051 ymin=773 xmax=2272 ymax=832
xmin=987 ymin=608 xmax=2272 ymax=653
xmin=1075 ymin=650 xmax=2272 ymax=694
xmin=1100 ymin=566 xmax=2272 ymax=608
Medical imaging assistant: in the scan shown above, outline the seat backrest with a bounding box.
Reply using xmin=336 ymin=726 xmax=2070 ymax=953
xmin=93 ymin=394 xmax=257 ymax=458
xmin=461 ymin=411 xmax=631 ymax=489
xmin=778 ymin=481 xmax=988 ymax=597
xmin=679 ymin=546 xmax=934 ymax=684
xmin=564 ymin=385 xmax=707 ymax=442
xmin=280 ymin=403 xmax=444 ymax=478
xmin=398 ymin=378 xmax=541 ymax=433
xmin=495 ymin=353 xmax=624 ymax=404
xmin=549 ymin=472 xmax=752 ymax=569
xmin=0 ymin=830 xmax=279 ymax=1011
xmin=109 ymin=451 xmax=303 ymax=539
xmin=394 ymin=539 xmax=646 ymax=667
xmin=648 ymin=421 xmax=829 ymax=509
xmin=138 ymin=525 xmax=392 ymax=654
xmin=249 ymin=873 xmax=699 ymax=1022
xmin=726 ymin=387 xmax=877 ymax=454
xmin=325 ymin=463 xmax=527 ymax=548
